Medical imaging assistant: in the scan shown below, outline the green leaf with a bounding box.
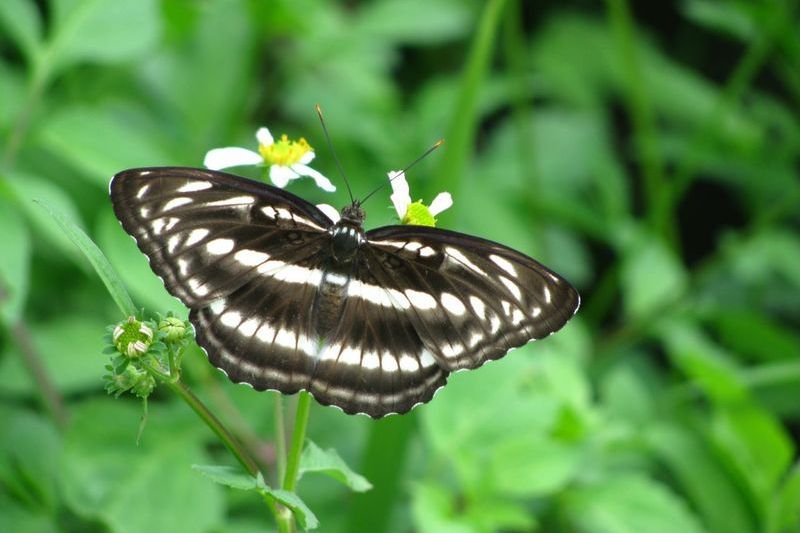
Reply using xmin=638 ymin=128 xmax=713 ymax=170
xmin=647 ymin=423 xmax=756 ymax=533
xmin=410 ymin=482 xmax=474 ymax=533
xmin=4 ymin=170 xmax=86 ymax=267
xmin=621 ymin=234 xmax=687 ymax=318
xmin=486 ymin=437 xmax=580 ymax=497
xmin=357 ymin=0 xmax=471 ymax=45
xmin=36 ymin=199 xmax=136 ymax=317
xmin=298 ymin=440 xmax=372 ymax=492
xmin=263 ymin=487 xmax=319 ymax=531
xmin=38 ymin=105 xmax=173 ymax=186
xmin=0 ymin=493 xmax=58 ymax=533
xmin=0 ymin=199 xmax=31 ymax=323
xmin=709 ymin=308 xmax=800 ymax=363
xmin=565 ymin=475 xmax=706 ymax=533
xmin=659 ymin=320 xmax=747 ymax=404
xmin=712 ymin=403 xmax=793 ymax=501
xmin=682 ymin=0 xmax=757 ymax=41
xmin=192 ymin=464 xmax=259 ymax=491
xmin=96 ymin=210 xmax=186 ymax=314
xmin=0 ymin=406 xmax=61 ymax=512
xmin=193 ymin=465 xmax=319 ymax=530
xmin=0 ymin=316 xmax=106 ymax=395
xmin=48 ymin=0 xmax=159 ymax=70
xmin=0 ymin=0 xmax=42 ymax=61
xmin=777 ymin=463 xmax=800 ymax=533
xmin=60 ymin=400 xmax=224 ymax=533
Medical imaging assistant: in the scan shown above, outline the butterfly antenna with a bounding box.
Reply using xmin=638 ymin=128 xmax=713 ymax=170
xmin=360 ymin=139 xmax=444 ymax=205
xmin=315 ymin=104 xmax=355 ymax=204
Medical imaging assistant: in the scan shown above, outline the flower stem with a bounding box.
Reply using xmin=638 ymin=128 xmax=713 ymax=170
xmin=283 ymin=391 xmax=312 ymax=492
xmin=274 ymin=391 xmax=312 ymax=532
xmin=274 ymin=392 xmax=287 ymax=483
xmin=165 ymin=379 xmax=260 ymax=477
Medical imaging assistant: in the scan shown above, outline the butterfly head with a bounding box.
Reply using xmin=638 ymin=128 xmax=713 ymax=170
xmin=340 ymin=201 xmax=365 ymax=225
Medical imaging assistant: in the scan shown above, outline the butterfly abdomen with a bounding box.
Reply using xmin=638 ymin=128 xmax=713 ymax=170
xmin=313 ymin=267 xmax=352 ymax=339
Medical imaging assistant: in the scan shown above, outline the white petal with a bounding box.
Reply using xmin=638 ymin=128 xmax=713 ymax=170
xmin=270 ymin=165 xmax=298 ymax=188
xmin=204 ymin=147 xmax=262 ymax=170
xmin=256 ymin=127 xmax=274 ymax=147
xmin=429 ymin=192 xmax=453 ymax=216
xmin=316 ymin=203 xmax=341 ymax=223
xmin=291 ymin=164 xmax=336 ymax=192
xmin=388 ymin=170 xmax=410 ymax=218
xmin=299 ymin=150 xmax=315 ymax=164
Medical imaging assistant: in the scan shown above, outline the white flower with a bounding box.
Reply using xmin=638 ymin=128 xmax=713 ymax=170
xmin=203 ymin=127 xmax=336 ymax=192
xmin=388 ymin=170 xmax=452 ymax=227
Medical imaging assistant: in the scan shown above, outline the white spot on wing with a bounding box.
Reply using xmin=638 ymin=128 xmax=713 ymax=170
xmin=363 ymin=351 xmax=380 ymax=369
xmin=382 ymin=352 xmax=399 ymax=372
xmin=469 ymin=296 xmax=486 ymax=319
xmin=442 ymin=343 xmax=464 ymax=358
xmin=234 ymin=249 xmax=270 ymax=266
xmin=275 ymin=328 xmax=296 ymax=349
xmin=399 ymin=354 xmax=419 ymax=372
xmin=339 ymin=346 xmax=361 ymax=366
xmin=209 ymin=298 xmax=226 ymax=315
xmin=136 ymin=184 xmax=150 ymax=199
xmin=405 ymin=289 xmax=437 ymax=310
xmin=256 ymin=323 xmax=276 ymax=343
xmin=206 ymin=195 xmax=255 ymax=207
xmin=419 ymin=349 xmax=436 ymax=368
xmin=186 ymin=228 xmax=209 ymax=247
xmin=207 ymin=238 xmax=235 ymax=255
xmin=177 ymin=181 xmax=212 ymax=192
xmin=419 ymin=246 xmax=436 ymax=258
xmin=543 ymin=286 xmax=552 ymax=304
xmin=440 ymin=293 xmax=466 ymax=315
xmin=238 ymin=318 xmax=259 ymax=337
xmin=188 ymin=278 xmax=209 ymax=296
xmin=162 ymin=197 xmax=193 ymax=211
xmin=490 ymin=254 xmax=517 ymax=277
xmin=167 ymin=234 xmax=181 ymax=253
xmin=446 ymin=247 xmax=486 ymax=275
xmin=500 ymin=276 xmax=522 ymax=300
xmin=220 ymin=311 xmax=242 ymax=328
xmin=262 ymin=206 xmax=277 ymax=219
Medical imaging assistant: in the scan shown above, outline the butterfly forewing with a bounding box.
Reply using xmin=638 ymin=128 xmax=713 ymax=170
xmin=110 ymin=167 xmax=579 ymax=418
xmin=111 ymin=167 xmax=333 ymax=306
xmin=364 ymin=226 xmax=580 ymax=371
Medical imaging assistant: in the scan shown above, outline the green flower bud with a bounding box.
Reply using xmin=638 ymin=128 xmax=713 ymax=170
xmin=158 ymin=316 xmax=187 ymax=343
xmin=132 ymin=373 xmax=156 ymax=398
xmin=112 ymin=316 xmax=153 ymax=358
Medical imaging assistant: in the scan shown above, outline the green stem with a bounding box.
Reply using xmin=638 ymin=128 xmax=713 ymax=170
xmin=605 ymin=0 xmax=668 ymax=242
xmin=274 ymin=392 xmax=287 ymax=484
xmin=275 ymin=391 xmax=312 ymax=533
xmin=436 ymin=0 xmax=508 ymax=194
xmin=165 ymin=379 xmax=261 ymax=477
xmin=283 ymin=391 xmax=312 ymax=492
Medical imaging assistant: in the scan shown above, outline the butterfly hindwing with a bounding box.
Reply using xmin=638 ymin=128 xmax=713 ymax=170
xmin=365 ymin=226 xmax=580 ymax=371
xmin=309 ymin=265 xmax=448 ymax=417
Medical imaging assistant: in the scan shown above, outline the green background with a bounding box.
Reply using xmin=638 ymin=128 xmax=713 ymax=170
xmin=1 ymin=0 xmax=799 ymax=531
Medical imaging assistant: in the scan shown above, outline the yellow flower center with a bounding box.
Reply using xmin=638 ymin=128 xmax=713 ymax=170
xmin=258 ymin=134 xmax=312 ymax=166
xmin=402 ymin=201 xmax=437 ymax=227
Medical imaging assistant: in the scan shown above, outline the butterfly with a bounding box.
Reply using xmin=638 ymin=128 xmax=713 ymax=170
xmin=110 ymin=167 xmax=579 ymax=417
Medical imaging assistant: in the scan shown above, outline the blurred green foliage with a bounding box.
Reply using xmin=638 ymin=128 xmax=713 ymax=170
xmin=1 ymin=0 xmax=799 ymax=531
